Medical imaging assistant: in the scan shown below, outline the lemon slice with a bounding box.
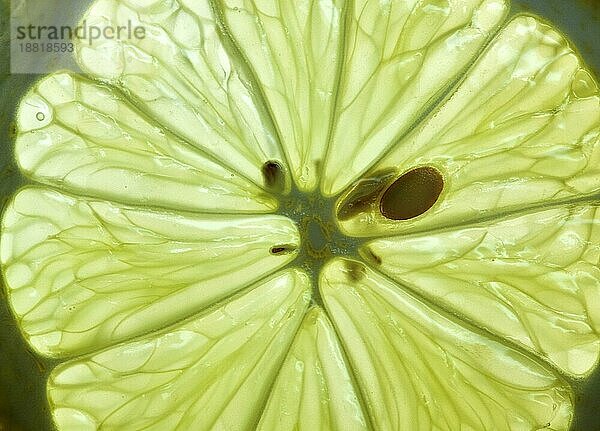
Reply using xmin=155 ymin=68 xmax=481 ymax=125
xmin=1 ymin=0 xmax=600 ymax=430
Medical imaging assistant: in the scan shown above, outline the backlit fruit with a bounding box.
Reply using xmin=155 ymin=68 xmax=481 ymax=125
xmin=1 ymin=0 xmax=600 ymax=430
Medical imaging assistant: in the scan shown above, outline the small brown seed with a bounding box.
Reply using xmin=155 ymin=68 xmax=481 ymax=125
xmin=262 ymin=160 xmax=286 ymax=193
xmin=344 ymin=260 xmax=366 ymax=282
xmin=364 ymin=248 xmax=382 ymax=265
xmin=337 ymin=169 xmax=396 ymax=221
xmin=270 ymin=244 xmax=297 ymax=255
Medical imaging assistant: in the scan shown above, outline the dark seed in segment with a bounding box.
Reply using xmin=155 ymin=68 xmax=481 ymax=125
xmin=337 ymin=169 xmax=396 ymax=221
xmin=363 ymin=248 xmax=382 ymax=266
xmin=344 ymin=260 xmax=366 ymax=282
xmin=262 ymin=161 xmax=286 ymax=193
xmin=270 ymin=244 xmax=297 ymax=255
xmin=380 ymin=166 xmax=444 ymax=221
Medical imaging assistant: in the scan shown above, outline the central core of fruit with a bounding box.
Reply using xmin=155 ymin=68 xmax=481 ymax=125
xmin=275 ymin=187 xmax=357 ymax=305
xmin=304 ymin=217 xmax=329 ymax=255
xmin=265 ymin=161 xmax=445 ymax=305
xmin=280 ymin=190 xmax=356 ymax=256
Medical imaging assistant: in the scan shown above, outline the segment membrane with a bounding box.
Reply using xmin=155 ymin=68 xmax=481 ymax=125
xmin=320 ymin=258 xmax=573 ymax=431
xmin=257 ymin=306 xmax=368 ymax=431
xmin=342 ymin=16 xmax=600 ymax=237
xmin=0 ymin=188 xmax=300 ymax=357
xmin=15 ymin=72 xmax=277 ymax=213
xmin=321 ymin=0 xmax=509 ymax=196
xmin=218 ymin=0 xmax=345 ymax=191
xmin=363 ymin=204 xmax=600 ymax=376
xmin=75 ymin=0 xmax=287 ymax=189
xmin=47 ymin=269 xmax=311 ymax=431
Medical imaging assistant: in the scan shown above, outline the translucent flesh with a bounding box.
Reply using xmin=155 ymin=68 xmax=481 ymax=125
xmin=1 ymin=0 xmax=600 ymax=430
xmin=14 ymin=72 xmax=278 ymax=213
xmin=362 ymin=204 xmax=600 ymax=376
xmin=340 ymin=17 xmax=600 ymax=237
xmin=320 ymin=258 xmax=573 ymax=430
xmin=321 ymin=0 xmax=509 ymax=196
xmin=47 ymin=269 xmax=311 ymax=430
xmin=218 ymin=0 xmax=345 ymax=192
xmin=0 ymin=187 xmax=300 ymax=356
xmin=257 ymin=306 xmax=368 ymax=431
xmin=75 ymin=0 xmax=288 ymax=190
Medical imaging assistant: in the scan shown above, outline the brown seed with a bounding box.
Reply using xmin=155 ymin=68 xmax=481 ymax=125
xmin=262 ymin=160 xmax=285 ymax=193
xmin=364 ymin=248 xmax=382 ymax=265
xmin=380 ymin=166 xmax=444 ymax=220
xmin=270 ymin=244 xmax=297 ymax=255
xmin=337 ymin=169 xmax=396 ymax=221
xmin=344 ymin=260 xmax=366 ymax=282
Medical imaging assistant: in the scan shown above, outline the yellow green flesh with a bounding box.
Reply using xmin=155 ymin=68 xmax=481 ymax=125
xmin=1 ymin=0 xmax=600 ymax=430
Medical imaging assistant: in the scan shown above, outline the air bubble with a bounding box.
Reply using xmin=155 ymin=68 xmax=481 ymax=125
xmin=572 ymin=69 xmax=598 ymax=99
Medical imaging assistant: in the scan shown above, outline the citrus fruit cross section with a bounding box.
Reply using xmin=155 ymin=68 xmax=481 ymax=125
xmin=1 ymin=0 xmax=600 ymax=430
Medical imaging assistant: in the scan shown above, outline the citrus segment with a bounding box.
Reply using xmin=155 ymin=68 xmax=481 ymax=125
xmin=74 ymin=0 xmax=286 ymax=189
xmin=363 ymin=204 xmax=600 ymax=376
xmin=321 ymin=0 xmax=509 ymax=196
xmin=341 ymin=16 xmax=600 ymax=236
xmin=47 ymin=269 xmax=311 ymax=430
xmin=15 ymin=72 xmax=277 ymax=213
xmin=320 ymin=258 xmax=573 ymax=431
xmin=218 ymin=0 xmax=345 ymax=192
xmin=0 ymin=188 xmax=300 ymax=357
xmin=257 ymin=306 xmax=368 ymax=431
